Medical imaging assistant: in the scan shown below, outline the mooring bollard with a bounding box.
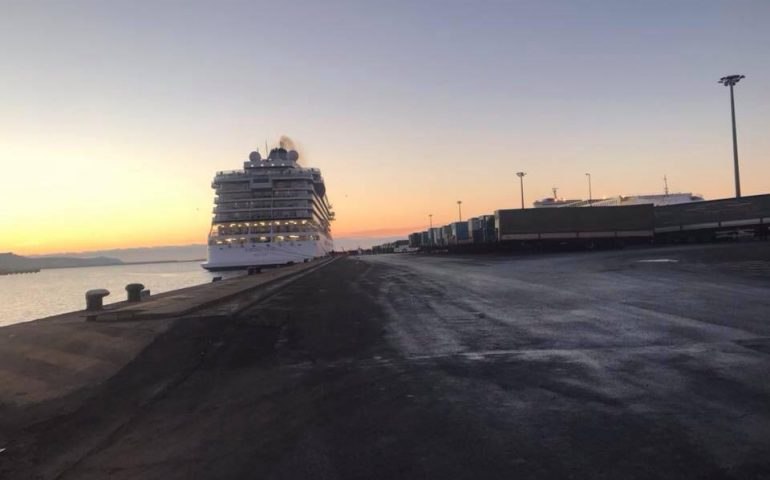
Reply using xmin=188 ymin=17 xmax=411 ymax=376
xmin=125 ymin=283 xmax=145 ymax=302
xmin=85 ymin=289 xmax=110 ymax=311
xmin=212 ymin=276 xmax=222 ymax=282
xmin=140 ymin=289 xmax=151 ymax=299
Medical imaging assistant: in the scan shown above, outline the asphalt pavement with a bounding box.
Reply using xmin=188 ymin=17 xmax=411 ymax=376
xmin=3 ymin=243 xmax=770 ymax=479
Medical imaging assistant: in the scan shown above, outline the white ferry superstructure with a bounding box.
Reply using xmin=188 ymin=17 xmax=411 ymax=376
xmin=202 ymin=146 xmax=334 ymax=271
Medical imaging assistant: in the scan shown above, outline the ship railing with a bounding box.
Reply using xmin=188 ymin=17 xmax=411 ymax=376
xmin=214 ymin=203 xmax=311 ymax=213
xmin=272 ymin=192 xmax=312 ymax=198
xmin=215 ymin=170 xmax=248 ymax=176
xmin=215 ymin=167 xmax=320 ymax=177
xmin=214 ymin=192 xmax=312 ymax=204
xmin=214 ymin=210 xmax=313 ymax=221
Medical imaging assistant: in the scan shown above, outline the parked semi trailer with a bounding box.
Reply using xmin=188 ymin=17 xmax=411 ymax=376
xmin=655 ymin=194 xmax=770 ymax=242
xmin=495 ymin=205 xmax=655 ymax=243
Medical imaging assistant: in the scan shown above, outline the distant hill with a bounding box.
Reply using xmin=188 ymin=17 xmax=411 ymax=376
xmin=0 ymin=252 xmax=123 ymax=272
xmin=34 ymin=245 xmax=208 ymax=264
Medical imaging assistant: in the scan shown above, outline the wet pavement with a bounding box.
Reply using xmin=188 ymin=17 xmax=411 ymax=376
xmin=3 ymin=243 xmax=770 ymax=479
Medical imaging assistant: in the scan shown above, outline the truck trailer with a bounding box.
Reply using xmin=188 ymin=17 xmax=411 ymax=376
xmin=495 ymin=205 xmax=654 ymax=243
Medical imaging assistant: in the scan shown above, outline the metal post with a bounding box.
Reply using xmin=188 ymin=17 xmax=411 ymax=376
xmin=586 ymin=173 xmax=592 ymax=206
xmin=729 ymin=84 xmax=741 ymax=197
xmin=719 ymin=75 xmax=745 ymax=198
xmin=516 ymin=172 xmax=526 ymax=209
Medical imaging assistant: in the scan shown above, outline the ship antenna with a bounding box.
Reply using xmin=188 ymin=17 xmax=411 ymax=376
xmin=552 ymin=187 xmax=558 ymax=200
xmin=663 ymin=175 xmax=669 ymax=196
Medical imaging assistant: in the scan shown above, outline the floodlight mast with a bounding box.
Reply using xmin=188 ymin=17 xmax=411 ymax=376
xmin=516 ymin=172 xmax=526 ymax=209
xmin=585 ymin=173 xmax=592 ymax=206
xmin=719 ymin=74 xmax=745 ymax=198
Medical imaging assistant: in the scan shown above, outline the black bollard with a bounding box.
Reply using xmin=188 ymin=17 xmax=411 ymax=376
xmin=125 ymin=283 xmax=145 ymax=302
xmin=85 ymin=289 xmax=110 ymax=311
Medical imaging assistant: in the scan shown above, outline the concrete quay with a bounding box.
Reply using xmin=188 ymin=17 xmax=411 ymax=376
xmin=2 ymin=244 xmax=770 ymax=479
xmin=0 ymin=258 xmax=333 ymax=451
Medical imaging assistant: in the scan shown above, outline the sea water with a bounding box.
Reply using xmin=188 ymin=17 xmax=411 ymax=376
xmin=0 ymin=261 xmax=241 ymax=327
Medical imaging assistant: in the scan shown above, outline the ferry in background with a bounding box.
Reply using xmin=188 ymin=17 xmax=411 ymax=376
xmin=534 ymin=192 xmax=703 ymax=208
xmin=202 ymin=143 xmax=334 ymax=271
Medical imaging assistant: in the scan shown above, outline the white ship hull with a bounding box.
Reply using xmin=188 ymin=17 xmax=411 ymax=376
xmin=203 ymin=237 xmax=333 ymax=271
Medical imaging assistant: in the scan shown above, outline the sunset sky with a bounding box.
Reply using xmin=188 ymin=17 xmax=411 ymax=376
xmin=2 ymin=0 xmax=769 ymax=255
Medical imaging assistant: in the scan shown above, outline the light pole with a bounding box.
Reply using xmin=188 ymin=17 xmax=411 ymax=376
xmin=457 ymin=201 xmax=462 ymax=222
xmin=428 ymin=213 xmax=434 ymax=245
xmin=516 ymin=172 xmax=526 ymax=209
xmin=585 ymin=173 xmax=592 ymax=206
xmin=719 ymin=74 xmax=745 ymax=198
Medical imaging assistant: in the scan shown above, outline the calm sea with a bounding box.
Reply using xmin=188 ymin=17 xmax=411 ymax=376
xmin=0 ymin=261 xmax=242 ymax=327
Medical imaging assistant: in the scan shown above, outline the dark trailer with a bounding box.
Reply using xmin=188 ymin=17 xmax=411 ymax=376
xmin=654 ymin=194 xmax=770 ymax=242
xmin=495 ymin=205 xmax=655 ymax=246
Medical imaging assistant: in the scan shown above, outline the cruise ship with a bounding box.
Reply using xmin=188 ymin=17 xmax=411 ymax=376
xmin=202 ymin=144 xmax=334 ymax=271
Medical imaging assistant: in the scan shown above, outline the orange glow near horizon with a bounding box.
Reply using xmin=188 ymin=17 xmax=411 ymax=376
xmin=6 ymin=137 xmax=769 ymax=255
xmin=2 ymin=132 xmax=770 ymax=256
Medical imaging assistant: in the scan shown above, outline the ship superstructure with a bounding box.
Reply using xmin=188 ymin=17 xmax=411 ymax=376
xmin=203 ymin=146 xmax=334 ymax=270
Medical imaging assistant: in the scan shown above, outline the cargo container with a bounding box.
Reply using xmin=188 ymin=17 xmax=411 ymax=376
xmin=468 ymin=217 xmax=482 ymax=244
xmin=393 ymin=240 xmax=410 ymax=253
xmin=441 ymin=225 xmax=453 ymax=246
xmin=495 ymin=205 xmax=654 ymax=242
xmin=449 ymin=222 xmax=471 ymax=244
xmin=408 ymin=232 xmax=422 ymax=248
xmin=479 ymin=215 xmax=496 ymax=243
xmin=429 ymin=227 xmax=442 ymax=246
